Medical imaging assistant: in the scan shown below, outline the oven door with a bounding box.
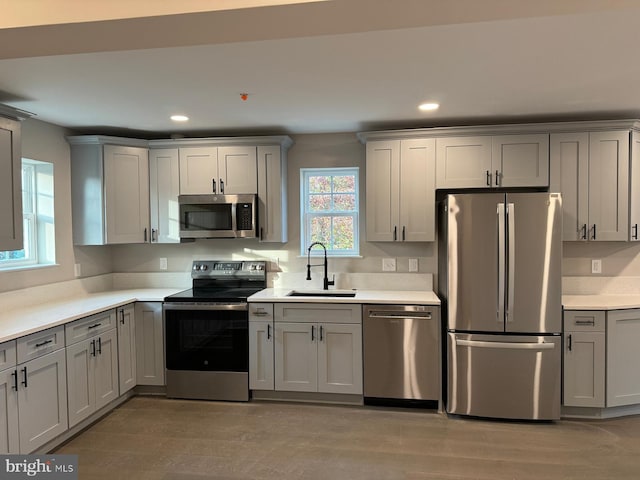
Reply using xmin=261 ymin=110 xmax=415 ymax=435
xmin=164 ymin=303 xmax=249 ymax=373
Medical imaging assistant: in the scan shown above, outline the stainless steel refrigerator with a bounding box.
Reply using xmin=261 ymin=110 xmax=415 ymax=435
xmin=438 ymin=192 xmax=562 ymax=420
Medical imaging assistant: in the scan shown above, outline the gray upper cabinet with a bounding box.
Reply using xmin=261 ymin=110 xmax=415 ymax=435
xmin=68 ymin=136 xmax=150 ymax=245
xmin=366 ymin=138 xmax=436 ymax=242
xmin=178 ymin=146 xmax=257 ymax=195
xmin=550 ymin=130 xmax=629 ymax=241
xmin=436 ymin=134 xmax=549 ymax=189
xmin=149 ymin=148 xmax=180 ymax=243
xmin=257 ymin=145 xmax=288 ymax=243
xmin=0 ymin=116 xmax=22 ymax=251
xmin=630 ymin=131 xmax=640 ymax=242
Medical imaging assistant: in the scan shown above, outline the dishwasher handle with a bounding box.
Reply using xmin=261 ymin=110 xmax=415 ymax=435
xmin=368 ymin=313 xmax=432 ymax=320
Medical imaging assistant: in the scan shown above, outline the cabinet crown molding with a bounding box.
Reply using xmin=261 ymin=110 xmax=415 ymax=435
xmin=148 ymin=135 xmax=293 ymax=149
xmin=0 ymin=103 xmax=34 ymax=121
xmin=66 ymin=135 xmax=149 ymax=148
xmin=357 ymin=119 xmax=640 ymax=143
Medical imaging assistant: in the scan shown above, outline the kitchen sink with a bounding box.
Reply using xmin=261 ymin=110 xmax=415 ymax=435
xmin=287 ymin=289 xmax=357 ymax=298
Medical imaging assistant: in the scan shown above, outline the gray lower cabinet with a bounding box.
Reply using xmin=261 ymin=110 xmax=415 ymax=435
xmin=135 ymin=302 xmax=165 ymax=386
xmin=66 ymin=311 xmax=119 ymax=428
xmin=16 ymin=327 xmax=68 ymax=453
xmin=563 ymin=311 xmax=606 ymax=408
xmin=249 ymin=303 xmax=274 ymax=390
xmin=117 ymin=304 xmax=136 ymax=394
xmin=0 ymin=340 xmax=19 ymax=453
xmin=607 ymin=309 xmax=640 ymax=407
xmin=273 ymin=304 xmax=362 ymax=395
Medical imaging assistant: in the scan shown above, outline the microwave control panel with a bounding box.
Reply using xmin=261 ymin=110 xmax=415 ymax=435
xmin=236 ymin=203 xmax=253 ymax=230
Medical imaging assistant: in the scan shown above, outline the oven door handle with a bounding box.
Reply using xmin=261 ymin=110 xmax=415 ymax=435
xmin=163 ymin=303 xmax=248 ymax=311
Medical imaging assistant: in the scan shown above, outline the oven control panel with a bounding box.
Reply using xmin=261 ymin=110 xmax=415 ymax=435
xmin=191 ymin=260 xmax=266 ymax=278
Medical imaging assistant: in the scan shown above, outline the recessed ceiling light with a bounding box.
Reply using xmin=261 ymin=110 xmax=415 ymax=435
xmin=418 ymin=103 xmax=440 ymax=112
xmin=170 ymin=115 xmax=189 ymax=122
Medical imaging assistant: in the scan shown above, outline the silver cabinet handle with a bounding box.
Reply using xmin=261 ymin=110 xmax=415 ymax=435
xmin=574 ymin=320 xmax=595 ymax=326
xmin=21 ymin=367 xmax=27 ymax=388
xmin=633 ymin=224 xmax=639 ymax=240
xmin=151 ymin=228 xmax=157 ymax=242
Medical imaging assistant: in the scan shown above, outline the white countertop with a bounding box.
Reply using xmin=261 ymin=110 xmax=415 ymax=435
xmin=248 ymin=288 xmax=441 ymax=305
xmin=0 ymin=288 xmax=181 ymax=344
xmin=563 ymin=294 xmax=640 ymax=311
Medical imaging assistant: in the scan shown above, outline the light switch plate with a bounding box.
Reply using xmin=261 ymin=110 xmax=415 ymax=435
xmin=382 ymin=258 xmax=396 ymax=272
xmin=409 ymin=258 xmax=419 ymax=272
xmin=160 ymin=258 xmax=168 ymax=270
xmin=591 ymin=259 xmax=602 ymax=274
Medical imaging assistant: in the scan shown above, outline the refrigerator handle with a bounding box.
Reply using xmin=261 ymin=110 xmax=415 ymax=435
xmin=456 ymin=338 xmax=556 ymax=350
xmin=506 ymin=203 xmax=515 ymax=323
xmin=497 ymin=203 xmax=506 ymax=323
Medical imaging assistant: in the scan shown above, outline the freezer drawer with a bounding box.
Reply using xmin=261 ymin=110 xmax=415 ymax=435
xmin=363 ymin=305 xmax=440 ymax=401
xmin=447 ymin=333 xmax=561 ymax=420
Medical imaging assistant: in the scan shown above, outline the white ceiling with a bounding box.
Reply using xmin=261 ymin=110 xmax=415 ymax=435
xmin=1 ymin=0 xmax=640 ymax=136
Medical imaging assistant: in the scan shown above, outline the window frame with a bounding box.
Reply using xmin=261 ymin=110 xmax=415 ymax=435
xmin=300 ymin=167 xmax=360 ymax=257
xmin=0 ymin=158 xmax=55 ymax=270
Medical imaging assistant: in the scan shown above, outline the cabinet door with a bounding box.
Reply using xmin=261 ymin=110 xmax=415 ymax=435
xmin=149 ymin=148 xmax=180 ymax=243
xmin=317 ymin=323 xmax=362 ymax=395
xmin=588 ymin=131 xmax=629 ymax=241
xmin=550 ymin=133 xmax=589 ymax=241
xmin=399 ymin=138 xmax=435 ymax=241
xmin=135 ymin=302 xmax=165 ymax=386
xmin=563 ymin=331 xmax=605 ymax=408
xmin=492 ymin=134 xmax=549 ymax=187
xmin=218 ymin=146 xmax=257 ymax=194
xmin=66 ymin=339 xmax=95 ymax=428
xmin=0 ymin=117 xmax=22 ymax=251
xmin=95 ymin=329 xmax=119 ymax=410
xmin=366 ymin=140 xmax=399 ymax=241
xmin=629 ymin=131 xmax=640 ymax=241
xmin=179 ymin=147 xmax=218 ymax=194
xmin=104 ymin=144 xmax=150 ymax=244
xmin=0 ymin=368 xmax=19 ymax=454
xmin=274 ymin=323 xmax=317 ymax=392
xmin=257 ymin=146 xmax=287 ymax=242
xmin=607 ymin=309 xmax=640 ymax=407
xmin=18 ymin=349 xmax=68 ymax=453
xmin=117 ymin=305 xmax=136 ymax=395
xmin=435 ymin=136 xmax=492 ymax=188
xmin=249 ymin=321 xmax=274 ymax=390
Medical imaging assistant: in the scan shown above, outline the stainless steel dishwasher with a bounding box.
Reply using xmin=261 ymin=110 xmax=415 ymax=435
xmin=363 ymin=304 xmax=440 ymax=406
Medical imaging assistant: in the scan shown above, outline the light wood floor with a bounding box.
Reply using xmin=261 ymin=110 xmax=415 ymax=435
xmin=54 ymin=396 xmax=640 ymax=479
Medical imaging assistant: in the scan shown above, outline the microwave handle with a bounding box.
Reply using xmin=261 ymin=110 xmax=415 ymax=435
xmin=212 ymin=178 xmax=216 ymax=194
xmin=184 ymin=212 xmax=189 ymax=229
xmin=220 ymin=179 xmax=225 ymax=194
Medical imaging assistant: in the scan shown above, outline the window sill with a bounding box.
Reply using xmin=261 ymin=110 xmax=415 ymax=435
xmin=0 ymin=263 xmax=59 ymax=273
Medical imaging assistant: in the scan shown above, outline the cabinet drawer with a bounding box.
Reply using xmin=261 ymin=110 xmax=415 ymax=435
xmin=17 ymin=326 xmax=65 ymax=364
xmin=564 ymin=311 xmax=605 ymax=332
xmin=249 ymin=303 xmax=274 ymax=322
xmin=0 ymin=340 xmax=17 ymax=371
xmin=65 ymin=309 xmax=117 ymax=345
xmin=275 ymin=303 xmax=361 ymax=324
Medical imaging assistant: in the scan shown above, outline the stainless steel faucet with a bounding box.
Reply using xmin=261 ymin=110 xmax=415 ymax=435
xmin=306 ymin=242 xmax=335 ymax=290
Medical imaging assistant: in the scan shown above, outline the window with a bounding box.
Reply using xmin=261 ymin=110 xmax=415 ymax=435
xmin=0 ymin=159 xmax=55 ymax=269
xmin=300 ymin=167 xmax=359 ymax=256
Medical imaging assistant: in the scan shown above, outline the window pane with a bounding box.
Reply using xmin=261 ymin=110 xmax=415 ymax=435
xmin=309 ymin=194 xmax=331 ymax=212
xmin=333 ymin=175 xmax=355 ymax=193
xmin=310 ymin=216 xmax=331 ymax=244
xmin=308 ymin=176 xmax=331 ymax=193
xmin=333 ymin=194 xmax=356 ymax=212
xmin=332 ymin=216 xmax=354 ymax=250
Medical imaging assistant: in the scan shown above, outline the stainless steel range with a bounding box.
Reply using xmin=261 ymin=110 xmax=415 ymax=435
xmin=163 ymin=260 xmax=266 ymax=401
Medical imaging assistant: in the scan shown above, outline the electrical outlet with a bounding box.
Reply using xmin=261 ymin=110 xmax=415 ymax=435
xmin=591 ymin=259 xmax=602 ymax=274
xmin=74 ymin=263 xmax=81 ymax=277
xmin=382 ymin=258 xmax=396 ymax=272
xmin=159 ymin=258 xmax=168 ymax=270
xmin=409 ymin=258 xmax=419 ymax=272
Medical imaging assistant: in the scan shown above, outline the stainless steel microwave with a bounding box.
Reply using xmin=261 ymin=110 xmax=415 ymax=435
xmin=178 ymin=194 xmax=257 ymax=240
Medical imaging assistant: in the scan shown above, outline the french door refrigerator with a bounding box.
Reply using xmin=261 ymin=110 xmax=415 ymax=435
xmin=438 ymin=192 xmax=562 ymax=420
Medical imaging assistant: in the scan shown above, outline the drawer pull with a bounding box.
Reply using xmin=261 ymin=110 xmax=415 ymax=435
xmin=11 ymin=370 xmax=17 ymax=391
xmin=21 ymin=367 xmax=27 ymax=388
xmin=574 ymin=320 xmax=595 ymax=326
xmin=35 ymin=339 xmax=53 ymax=348
xmin=252 ymin=311 xmax=269 ymax=317
xmin=87 ymin=323 xmax=102 ymax=330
